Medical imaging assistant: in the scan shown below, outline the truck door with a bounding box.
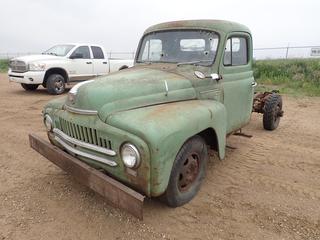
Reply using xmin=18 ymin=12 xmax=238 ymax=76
xmin=219 ymin=33 xmax=255 ymax=133
xmin=91 ymin=46 xmax=109 ymax=75
xmin=68 ymin=46 xmax=94 ymax=81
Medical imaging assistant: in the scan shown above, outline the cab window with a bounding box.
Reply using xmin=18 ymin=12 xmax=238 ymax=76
xmin=70 ymin=46 xmax=91 ymax=59
xmin=224 ymin=37 xmax=248 ymax=66
xmin=91 ymin=46 xmax=104 ymax=59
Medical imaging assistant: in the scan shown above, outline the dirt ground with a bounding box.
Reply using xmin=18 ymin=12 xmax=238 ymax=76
xmin=0 ymin=73 xmax=319 ymax=240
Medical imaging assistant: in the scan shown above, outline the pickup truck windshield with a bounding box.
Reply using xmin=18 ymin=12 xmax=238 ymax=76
xmin=43 ymin=44 xmax=75 ymax=56
xmin=137 ymin=30 xmax=219 ymax=66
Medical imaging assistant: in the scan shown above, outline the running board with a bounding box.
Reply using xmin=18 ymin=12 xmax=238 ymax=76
xmin=29 ymin=134 xmax=145 ymax=220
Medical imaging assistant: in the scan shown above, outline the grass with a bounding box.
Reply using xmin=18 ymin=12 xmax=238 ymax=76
xmin=0 ymin=59 xmax=8 ymax=72
xmin=254 ymin=59 xmax=320 ymax=96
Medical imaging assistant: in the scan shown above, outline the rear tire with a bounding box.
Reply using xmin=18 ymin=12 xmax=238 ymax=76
xmin=118 ymin=65 xmax=128 ymax=70
xmin=263 ymin=93 xmax=282 ymax=130
xmin=46 ymin=74 xmax=65 ymax=95
xmin=162 ymin=135 xmax=208 ymax=207
xmin=21 ymin=83 xmax=39 ymax=91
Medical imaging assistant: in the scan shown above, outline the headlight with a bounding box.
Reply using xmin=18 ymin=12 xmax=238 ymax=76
xmin=44 ymin=114 xmax=53 ymax=132
xmin=28 ymin=62 xmax=46 ymax=71
xmin=121 ymin=143 xmax=141 ymax=168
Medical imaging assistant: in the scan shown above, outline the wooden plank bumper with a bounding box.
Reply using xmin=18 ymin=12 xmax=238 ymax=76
xmin=29 ymin=133 xmax=145 ymax=220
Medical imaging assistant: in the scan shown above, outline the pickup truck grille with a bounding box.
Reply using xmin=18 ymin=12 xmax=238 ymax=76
xmin=59 ymin=117 xmax=113 ymax=150
xmin=9 ymin=60 xmax=28 ymax=73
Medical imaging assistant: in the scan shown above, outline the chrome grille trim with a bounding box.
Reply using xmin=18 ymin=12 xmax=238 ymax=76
xmin=9 ymin=60 xmax=28 ymax=73
xmin=64 ymin=105 xmax=98 ymax=115
xmin=59 ymin=117 xmax=112 ymax=149
xmin=54 ymin=135 xmax=117 ymax=167
xmin=53 ymin=128 xmax=116 ymax=156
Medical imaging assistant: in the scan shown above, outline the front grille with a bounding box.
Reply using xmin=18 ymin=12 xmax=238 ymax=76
xmin=9 ymin=60 xmax=28 ymax=73
xmin=59 ymin=117 xmax=112 ymax=150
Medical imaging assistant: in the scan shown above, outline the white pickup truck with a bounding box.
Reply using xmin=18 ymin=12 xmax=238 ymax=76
xmin=8 ymin=44 xmax=134 ymax=94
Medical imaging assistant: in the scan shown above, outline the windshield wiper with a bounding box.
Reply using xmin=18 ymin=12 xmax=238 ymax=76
xmin=177 ymin=60 xmax=212 ymax=66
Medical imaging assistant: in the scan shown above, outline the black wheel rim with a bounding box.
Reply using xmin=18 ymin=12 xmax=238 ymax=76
xmin=178 ymin=152 xmax=200 ymax=192
xmin=54 ymin=78 xmax=64 ymax=93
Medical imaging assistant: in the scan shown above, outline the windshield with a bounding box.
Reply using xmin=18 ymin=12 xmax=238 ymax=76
xmin=43 ymin=44 xmax=75 ymax=56
xmin=137 ymin=30 xmax=219 ymax=65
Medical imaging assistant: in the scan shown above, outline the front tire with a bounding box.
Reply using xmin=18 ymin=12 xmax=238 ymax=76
xmin=162 ymin=135 xmax=208 ymax=207
xmin=263 ymin=93 xmax=283 ymax=130
xmin=21 ymin=83 xmax=39 ymax=91
xmin=46 ymin=74 xmax=65 ymax=95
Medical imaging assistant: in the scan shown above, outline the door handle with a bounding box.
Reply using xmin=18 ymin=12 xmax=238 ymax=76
xmin=86 ymin=61 xmax=92 ymax=64
xmin=102 ymin=62 xmax=107 ymax=64
xmin=252 ymin=82 xmax=257 ymax=87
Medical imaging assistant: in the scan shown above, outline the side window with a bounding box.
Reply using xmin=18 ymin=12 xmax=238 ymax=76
xmin=91 ymin=46 xmax=104 ymax=59
xmin=70 ymin=46 xmax=90 ymax=59
xmin=141 ymin=39 xmax=162 ymax=61
xmin=223 ymin=37 xmax=248 ymax=66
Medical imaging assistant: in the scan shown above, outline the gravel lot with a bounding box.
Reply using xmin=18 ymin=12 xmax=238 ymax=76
xmin=0 ymin=73 xmax=319 ymax=240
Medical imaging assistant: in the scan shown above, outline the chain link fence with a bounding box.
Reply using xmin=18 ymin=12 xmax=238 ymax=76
xmin=1 ymin=46 xmax=320 ymax=60
xmin=253 ymin=46 xmax=320 ymax=60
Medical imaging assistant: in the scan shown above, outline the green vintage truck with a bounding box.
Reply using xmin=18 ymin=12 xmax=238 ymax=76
xmin=30 ymin=20 xmax=283 ymax=218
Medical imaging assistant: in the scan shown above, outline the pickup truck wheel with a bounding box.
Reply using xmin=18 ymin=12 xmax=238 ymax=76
xmin=46 ymin=74 xmax=65 ymax=95
xmin=162 ymin=135 xmax=208 ymax=207
xmin=21 ymin=83 xmax=39 ymax=91
xmin=263 ymin=93 xmax=283 ymax=130
xmin=119 ymin=65 xmax=128 ymax=70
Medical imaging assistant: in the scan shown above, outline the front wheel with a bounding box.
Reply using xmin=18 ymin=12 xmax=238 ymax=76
xmin=46 ymin=74 xmax=65 ymax=95
xmin=162 ymin=135 xmax=208 ymax=207
xmin=21 ymin=83 xmax=39 ymax=91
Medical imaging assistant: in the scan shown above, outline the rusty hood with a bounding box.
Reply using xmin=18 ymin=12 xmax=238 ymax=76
xmin=66 ymin=66 xmax=196 ymax=121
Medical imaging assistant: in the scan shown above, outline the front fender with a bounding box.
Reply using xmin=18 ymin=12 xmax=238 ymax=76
xmin=106 ymin=100 xmax=227 ymax=196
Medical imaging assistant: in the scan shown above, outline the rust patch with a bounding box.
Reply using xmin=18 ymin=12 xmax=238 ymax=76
xmin=253 ymin=91 xmax=275 ymax=114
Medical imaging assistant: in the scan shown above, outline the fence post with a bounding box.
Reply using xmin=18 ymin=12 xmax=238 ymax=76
xmin=285 ymin=44 xmax=290 ymax=59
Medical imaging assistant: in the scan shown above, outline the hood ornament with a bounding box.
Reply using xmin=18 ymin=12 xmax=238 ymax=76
xmin=164 ymin=80 xmax=169 ymax=96
xmin=68 ymin=80 xmax=94 ymax=104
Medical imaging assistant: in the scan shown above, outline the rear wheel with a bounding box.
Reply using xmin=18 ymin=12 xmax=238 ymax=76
xmin=21 ymin=83 xmax=39 ymax=91
xmin=263 ymin=93 xmax=283 ymax=130
xmin=118 ymin=65 xmax=128 ymax=70
xmin=46 ymin=74 xmax=65 ymax=95
xmin=162 ymin=135 xmax=208 ymax=207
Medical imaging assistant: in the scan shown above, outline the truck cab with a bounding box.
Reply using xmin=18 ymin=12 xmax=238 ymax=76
xmin=38 ymin=20 xmax=282 ymax=208
xmin=8 ymin=43 xmax=133 ymax=94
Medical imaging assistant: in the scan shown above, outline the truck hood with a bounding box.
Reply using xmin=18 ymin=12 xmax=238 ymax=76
xmin=12 ymin=54 xmax=63 ymax=63
xmin=66 ymin=66 xmax=196 ymax=121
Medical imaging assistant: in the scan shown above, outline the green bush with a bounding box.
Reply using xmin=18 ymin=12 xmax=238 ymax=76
xmin=253 ymin=59 xmax=320 ymax=96
xmin=0 ymin=59 xmax=8 ymax=72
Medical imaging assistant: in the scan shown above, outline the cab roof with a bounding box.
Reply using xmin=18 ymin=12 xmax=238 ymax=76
xmin=144 ymin=19 xmax=251 ymax=35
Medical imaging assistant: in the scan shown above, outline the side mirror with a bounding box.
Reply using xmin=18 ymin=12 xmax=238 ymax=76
xmin=70 ymin=53 xmax=83 ymax=59
xmin=211 ymin=73 xmax=222 ymax=81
